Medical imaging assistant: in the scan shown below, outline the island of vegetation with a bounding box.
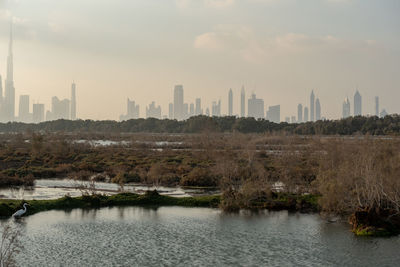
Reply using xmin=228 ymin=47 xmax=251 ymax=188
xmin=1 ymin=116 xmax=400 ymax=236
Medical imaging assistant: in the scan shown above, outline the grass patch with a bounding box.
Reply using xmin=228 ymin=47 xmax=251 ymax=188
xmin=0 ymin=191 xmax=221 ymax=218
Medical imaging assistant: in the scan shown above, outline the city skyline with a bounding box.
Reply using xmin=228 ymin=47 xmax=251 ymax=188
xmin=0 ymin=0 xmax=398 ymax=121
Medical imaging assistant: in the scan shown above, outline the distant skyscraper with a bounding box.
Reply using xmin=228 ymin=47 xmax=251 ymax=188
xmin=315 ymin=98 xmax=321 ymax=121
xmin=50 ymin=96 xmax=70 ymax=120
xmin=375 ymin=96 xmax=379 ymax=117
xmin=173 ymin=85 xmax=184 ymax=120
xmin=71 ymin=82 xmax=77 ymax=120
xmin=297 ymin=104 xmax=303 ymax=123
xmin=310 ymin=90 xmax=315 ymax=122
xmin=266 ymin=105 xmax=280 ymax=123
xmin=189 ymin=103 xmax=194 ymax=117
xmin=342 ymin=97 xmax=351 ymax=118
xmin=4 ymin=24 xmax=15 ymax=122
xmin=168 ymin=103 xmax=173 ymax=119
xmin=120 ymin=98 xmax=139 ymax=120
xmin=228 ymin=88 xmax=233 ymax=116
xmin=304 ymin=107 xmax=309 ymax=122
xmin=212 ymin=100 xmax=221 ymax=117
xmin=291 ymin=116 xmax=296 ymax=123
xmin=18 ymin=95 xmax=30 ymax=122
xmin=195 ymin=98 xmax=202 ymax=115
xmin=205 ymin=107 xmax=210 ymax=116
xmin=240 ymin=86 xmax=245 ymax=117
xmin=248 ymin=93 xmax=264 ymax=119
xmin=380 ymin=109 xmax=388 ymax=118
xmin=146 ymin=101 xmax=161 ymax=119
xmin=354 ymin=90 xmax=362 ymax=116
xmin=285 ymin=117 xmax=290 ymax=123
xmin=33 ymin=103 xmax=44 ymax=123
xmin=183 ymin=103 xmax=189 ymax=119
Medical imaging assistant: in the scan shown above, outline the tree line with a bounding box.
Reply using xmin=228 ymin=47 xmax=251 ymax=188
xmin=1 ymin=114 xmax=400 ymax=135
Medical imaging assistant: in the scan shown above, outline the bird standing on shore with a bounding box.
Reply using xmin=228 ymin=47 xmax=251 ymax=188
xmin=12 ymin=203 xmax=29 ymax=218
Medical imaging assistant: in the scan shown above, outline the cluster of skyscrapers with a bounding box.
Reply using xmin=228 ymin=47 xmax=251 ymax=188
xmin=121 ymin=85 xmax=282 ymax=123
xmin=342 ymin=91 xmax=387 ymax=119
xmin=293 ymin=90 xmax=322 ymax=123
xmin=0 ymin=25 xmax=77 ymax=123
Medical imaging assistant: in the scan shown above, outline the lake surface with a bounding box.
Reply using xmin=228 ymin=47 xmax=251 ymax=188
xmin=1 ymin=207 xmax=399 ymax=267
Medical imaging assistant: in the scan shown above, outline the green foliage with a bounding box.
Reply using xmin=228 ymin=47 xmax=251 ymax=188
xmin=0 ymin=193 xmax=221 ymax=218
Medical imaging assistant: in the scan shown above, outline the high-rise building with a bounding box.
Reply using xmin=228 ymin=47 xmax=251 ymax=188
xmin=266 ymin=105 xmax=280 ymax=123
xmin=120 ymin=98 xmax=139 ymax=120
xmin=71 ymin=82 xmax=77 ymax=120
xmin=310 ymin=90 xmax=315 ymax=122
xmin=291 ymin=116 xmax=296 ymax=123
xmin=168 ymin=103 xmax=173 ymax=119
xmin=4 ymin=24 xmax=15 ymax=122
xmin=33 ymin=103 xmax=45 ymax=123
xmin=183 ymin=103 xmax=189 ymax=119
xmin=174 ymin=85 xmax=184 ymax=120
xmin=285 ymin=117 xmax=290 ymax=123
xmin=375 ymin=96 xmax=379 ymax=117
xmin=18 ymin=95 xmax=30 ymax=122
xmin=304 ymin=107 xmax=309 ymax=122
xmin=315 ymin=98 xmax=321 ymax=121
xmin=195 ymin=98 xmax=202 ymax=115
xmin=342 ymin=97 xmax=351 ymax=118
xmin=228 ymin=88 xmax=233 ymax=116
xmin=248 ymin=93 xmax=264 ymax=119
xmin=205 ymin=107 xmax=210 ymax=116
xmin=49 ymin=96 xmax=70 ymax=120
xmin=146 ymin=101 xmax=161 ymax=119
xmin=354 ymin=90 xmax=362 ymax=116
xmin=189 ymin=103 xmax=194 ymax=117
xmin=240 ymin=86 xmax=245 ymax=117
xmin=212 ymin=100 xmax=221 ymax=117
xmin=297 ymin=104 xmax=303 ymax=123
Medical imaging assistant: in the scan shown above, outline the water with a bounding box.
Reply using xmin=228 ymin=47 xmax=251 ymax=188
xmin=0 ymin=179 xmax=218 ymax=200
xmin=1 ymin=207 xmax=399 ymax=266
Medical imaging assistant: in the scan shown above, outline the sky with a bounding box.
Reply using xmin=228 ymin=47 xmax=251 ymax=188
xmin=0 ymin=0 xmax=399 ymax=120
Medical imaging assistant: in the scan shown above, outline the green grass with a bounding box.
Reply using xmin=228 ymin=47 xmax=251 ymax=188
xmin=0 ymin=191 xmax=221 ymax=218
xmin=353 ymin=226 xmax=392 ymax=237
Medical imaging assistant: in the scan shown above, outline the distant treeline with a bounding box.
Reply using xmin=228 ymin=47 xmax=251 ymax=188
xmin=1 ymin=115 xmax=400 ymax=135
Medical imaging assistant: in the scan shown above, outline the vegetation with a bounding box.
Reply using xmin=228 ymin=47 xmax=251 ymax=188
xmin=1 ymin=131 xmax=400 ymax=236
xmin=0 ymin=191 xmax=222 ymax=218
xmin=0 ymin=114 xmax=400 ymax=135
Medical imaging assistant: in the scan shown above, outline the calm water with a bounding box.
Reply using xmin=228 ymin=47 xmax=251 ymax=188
xmin=1 ymin=207 xmax=399 ymax=267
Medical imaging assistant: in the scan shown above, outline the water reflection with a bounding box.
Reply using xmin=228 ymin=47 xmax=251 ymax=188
xmin=1 ymin=207 xmax=399 ymax=266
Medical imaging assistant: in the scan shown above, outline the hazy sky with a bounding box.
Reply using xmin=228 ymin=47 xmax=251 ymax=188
xmin=0 ymin=0 xmax=399 ymax=120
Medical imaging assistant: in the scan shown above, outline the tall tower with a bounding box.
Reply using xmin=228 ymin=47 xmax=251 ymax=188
xmin=304 ymin=107 xmax=309 ymax=122
xmin=297 ymin=104 xmax=303 ymax=123
xmin=354 ymin=90 xmax=362 ymax=116
xmin=315 ymin=98 xmax=321 ymax=121
xmin=310 ymin=90 xmax=315 ymax=122
xmin=173 ymin=85 xmax=184 ymax=120
xmin=240 ymin=86 xmax=245 ymax=117
xmin=4 ymin=23 xmax=15 ymax=122
xmin=342 ymin=97 xmax=350 ymax=118
xmin=375 ymin=96 xmax=379 ymax=117
xmin=71 ymin=82 xmax=77 ymax=120
xmin=228 ymin=88 xmax=233 ymax=116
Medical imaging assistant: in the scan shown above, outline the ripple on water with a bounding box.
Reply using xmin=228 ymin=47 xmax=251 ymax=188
xmin=1 ymin=207 xmax=399 ymax=267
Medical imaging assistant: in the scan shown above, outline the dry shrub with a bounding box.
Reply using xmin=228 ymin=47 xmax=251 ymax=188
xmin=316 ymin=138 xmax=400 ymax=215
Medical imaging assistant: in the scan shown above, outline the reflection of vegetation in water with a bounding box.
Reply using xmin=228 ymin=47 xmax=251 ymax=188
xmin=0 ymin=222 xmax=23 ymax=267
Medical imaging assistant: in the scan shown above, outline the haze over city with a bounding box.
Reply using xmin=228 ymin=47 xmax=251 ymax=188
xmin=0 ymin=0 xmax=399 ymax=121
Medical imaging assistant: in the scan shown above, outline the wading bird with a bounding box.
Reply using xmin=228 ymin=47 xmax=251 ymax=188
xmin=12 ymin=203 xmax=29 ymax=218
